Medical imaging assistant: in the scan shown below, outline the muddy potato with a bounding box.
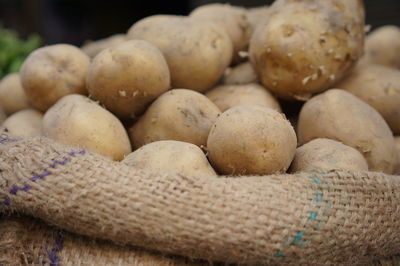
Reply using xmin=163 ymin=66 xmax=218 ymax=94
xmin=205 ymin=83 xmax=281 ymax=112
xmin=0 ymin=73 xmax=30 ymax=115
xmin=249 ymin=0 xmax=365 ymax=100
xmin=86 ymin=40 xmax=170 ymax=119
xmin=81 ymin=34 xmax=126 ymax=58
xmin=129 ymin=89 xmax=221 ymax=149
xmin=42 ymin=94 xmax=131 ymax=161
xmin=336 ymin=63 xmax=400 ymax=134
xmin=298 ymin=89 xmax=396 ymax=174
xmin=127 ymin=15 xmax=232 ymax=92
xmin=1 ymin=109 xmax=43 ymax=138
xmin=207 ymin=105 xmax=297 ymax=175
xmin=122 ymin=140 xmax=217 ymax=177
xmin=290 ymin=138 xmax=368 ymax=173
xmin=223 ymin=62 xmax=258 ymax=85
xmin=20 ymin=44 xmax=90 ymax=111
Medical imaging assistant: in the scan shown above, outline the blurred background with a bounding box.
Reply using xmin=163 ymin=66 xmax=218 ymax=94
xmin=0 ymin=0 xmax=400 ymax=46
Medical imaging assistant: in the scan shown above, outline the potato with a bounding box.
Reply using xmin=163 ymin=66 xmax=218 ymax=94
xmin=42 ymin=94 xmax=131 ymax=161
xmin=205 ymin=83 xmax=281 ymax=112
xmin=290 ymin=138 xmax=368 ymax=173
xmin=127 ymin=15 xmax=232 ymax=92
xmin=223 ymin=62 xmax=258 ymax=85
xmin=1 ymin=109 xmax=43 ymax=138
xmin=129 ymin=89 xmax=221 ymax=149
xmin=81 ymin=34 xmax=126 ymax=58
xmin=190 ymin=4 xmax=251 ymax=63
xmin=249 ymin=0 xmax=365 ymax=100
xmin=395 ymin=136 xmax=400 ymax=174
xmin=0 ymin=73 xmax=30 ymax=115
xmin=20 ymin=44 xmax=90 ymax=111
xmin=364 ymin=25 xmax=400 ymax=69
xmin=247 ymin=6 xmax=270 ymax=36
xmin=0 ymin=107 xmax=6 ymax=125
xmin=298 ymin=89 xmax=396 ymax=174
xmin=86 ymin=40 xmax=170 ymax=119
xmin=207 ymin=105 xmax=297 ymax=175
xmin=335 ymin=63 xmax=400 ymax=134
xmin=122 ymin=140 xmax=217 ymax=177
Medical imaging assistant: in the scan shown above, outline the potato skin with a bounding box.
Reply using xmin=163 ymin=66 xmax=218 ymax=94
xmin=122 ymin=140 xmax=217 ymax=177
xmin=223 ymin=62 xmax=258 ymax=85
xmin=0 ymin=73 xmax=30 ymax=115
xmin=205 ymin=83 xmax=281 ymax=112
xmin=1 ymin=109 xmax=43 ymax=138
xmin=247 ymin=6 xmax=270 ymax=35
xmin=127 ymin=15 xmax=233 ymax=92
xmin=42 ymin=94 xmax=131 ymax=161
xmin=207 ymin=105 xmax=297 ymax=175
xmin=129 ymin=89 xmax=221 ymax=149
xmin=81 ymin=34 xmax=126 ymax=58
xmin=298 ymin=89 xmax=396 ymax=174
xmin=290 ymin=138 xmax=368 ymax=173
xmin=336 ymin=63 xmax=400 ymax=134
xmin=249 ymin=0 xmax=365 ymax=100
xmin=20 ymin=44 xmax=90 ymax=111
xmin=86 ymin=40 xmax=170 ymax=119
xmin=395 ymin=137 xmax=400 ymax=174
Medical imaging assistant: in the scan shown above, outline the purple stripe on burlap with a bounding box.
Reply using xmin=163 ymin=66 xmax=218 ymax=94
xmin=0 ymin=138 xmax=19 ymax=144
xmin=47 ymin=230 xmax=64 ymax=266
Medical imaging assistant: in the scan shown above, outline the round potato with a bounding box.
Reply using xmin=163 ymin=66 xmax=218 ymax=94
xmin=42 ymin=94 xmax=131 ymax=161
xmin=129 ymin=89 xmax=221 ymax=149
xmin=0 ymin=73 xmax=30 ymax=115
xmin=81 ymin=34 xmax=126 ymax=58
xmin=20 ymin=44 xmax=90 ymax=111
xmin=249 ymin=0 xmax=365 ymax=100
xmin=207 ymin=105 xmax=297 ymax=175
xmin=290 ymin=138 xmax=368 ymax=173
xmin=205 ymin=83 xmax=281 ymax=112
xmin=336 ymin=63 xmax=400 ymax=134
xmin=86 ymin=40 xmax=170 ymax=119
xmin=1 ymin=109 xmax=43 ymax=138
xmin=127 ymin=15 xmax=232 ymax=92
xmin=190 ymin=4 xmax=251 ymax=63
xmin=223 ymin=62 xmax=258 ymax=85
xmin=122 ymin=140 xmax=217 ymax=177
xmin=364 ymin=25 xmax=400 ymax=69
xmin=395 ymin=136 xmax=400 ymax=174
xmin=298 ymin=89 xmax=396 ymax=174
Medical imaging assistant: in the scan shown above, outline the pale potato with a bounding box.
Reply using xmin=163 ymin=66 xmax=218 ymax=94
xmin=1 ymin=109 xmax=43 ymax=138
xmin=0 ymin=73 xmax=30 ymax=115
xmin=223 ymin=62 xmax=258 ymax=85
xmin=247 ymin=5 xmax=270 ymax=36
xmin=81 ymin=34 xmax=126 ymax=58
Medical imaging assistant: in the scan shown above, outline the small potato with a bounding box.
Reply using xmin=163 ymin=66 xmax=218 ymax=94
xmin=205 ymin=83 xmax=281 ymax=112
xmin=42 ymin=94 xmax=131 ymax=161
xmin=1 ymin=109 xmax=43 ymax=138
xmin=122 ymin=140 xmax=217 ymax=177
xmin=298 ymin=89 xmax=396 ymax=174
xmin=86 ymin=40 xmax=170 ymax=119
xmin=223 ymin=62 xmax=258 ymax=85
xmin=290 ymin=138 xmax=368 ymax=173
xmin=81 ymin=34 xmax=126 ymax=58
xmin=395 ymin=136 xmax=400 ymax=174
xmin=207 ymin=105 xmax=297 ymax=175
xmin=364 ymin=25 xmax=400 ymax=69
xmin=0 ymin=73 xmax=30 ymax=115
xmin=20 ymin=44 xmax=90 ymax=111
xmin=129 ymin=89 xmax=221 ymax=149
xmin=336 ymin=63 xmax=400 ymax=134
xmin=127 ymin=15 xmax=232 ymax=92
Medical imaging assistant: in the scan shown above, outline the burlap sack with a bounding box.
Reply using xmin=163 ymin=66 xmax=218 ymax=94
xmin=0 ymin=135 xmax=399 ymax=265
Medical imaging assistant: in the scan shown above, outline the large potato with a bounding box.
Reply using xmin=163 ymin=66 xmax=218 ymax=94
xmin=122 ymin=140 xmax=217 ymax=177
xmin=223 ymin=62 xmax=258 ymax=85
xmin=190 ymin=4 xmax=251 ymax=63
xmin=127 ymin=15 xmax=232 ymax=92
xmin=205 ymin=83 xmax=281 ymax=112
xmin=86 ymin=40 xmax=170 ymax=119
xmin=290 ymin=138 xmax=368 ymax=173
xmin=20 ymin=44 xmax=90 ymax=111
xmin=1 ymin=109 xmax=43 ymax=138
xmin=0 ymin=73 xmax=30 ymax=115
xmin=42 ymin=94 xmax=131 ymax=161
xmin=249 ymin=0 xmax=365 ymax=100
xmin=129 ymin=89 xmax=221 ymax=149
xmin=336 ymin=63 xmax=400 ymax=134
xmin=207 ymin=105 xmax=297 ymax=175
xmin=81 ymin=34 xmax=126 ymax=58
xmin=298 ymin=89 xmax=396 ymax=174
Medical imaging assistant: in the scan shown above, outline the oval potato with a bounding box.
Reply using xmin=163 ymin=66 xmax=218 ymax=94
xmin=223 ymin=62 xmax=258 ymax=85
xmin=1 ymin=109 xmax=43 ymax=138
xmin=0 ymin=73 xmax=30 ymax=115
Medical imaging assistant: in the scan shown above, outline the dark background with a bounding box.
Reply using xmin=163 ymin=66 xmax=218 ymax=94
xmin=1 ymin=0 xmax=399 ymax=46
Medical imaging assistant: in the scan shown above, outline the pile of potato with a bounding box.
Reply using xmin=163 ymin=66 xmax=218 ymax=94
xmin=1 ymin=0 xmax=399 ymax=176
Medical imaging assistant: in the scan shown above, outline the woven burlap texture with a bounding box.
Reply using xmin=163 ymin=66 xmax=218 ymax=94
xmin=0 ymin=136 xmax=399 ymax=265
